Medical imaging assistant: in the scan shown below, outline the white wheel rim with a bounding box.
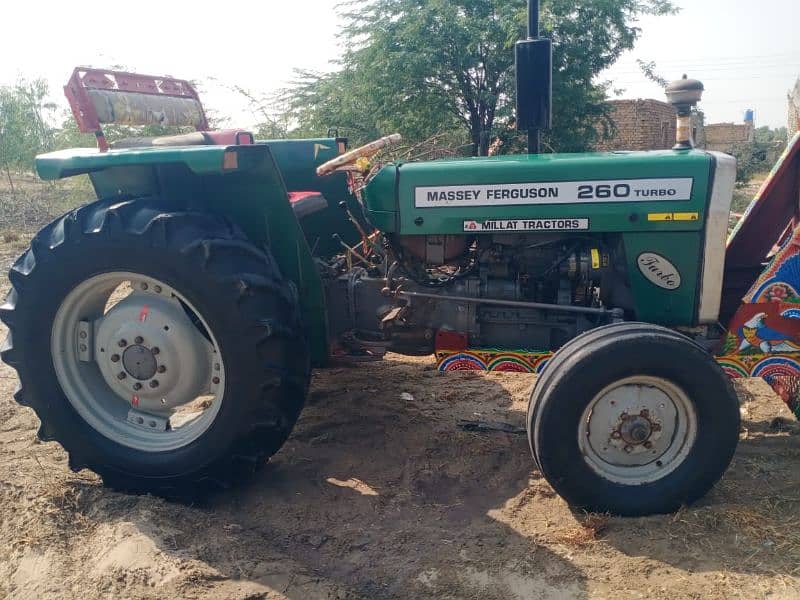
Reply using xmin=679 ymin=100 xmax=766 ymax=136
xmin=578 ymin=375 xmax=697 ymax=485
xmin=51 ymin=272 xmax=225 ymax=452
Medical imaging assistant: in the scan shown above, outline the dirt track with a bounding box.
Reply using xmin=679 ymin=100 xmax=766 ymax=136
xmin=0 ymin=235 xmax=799 ymax=599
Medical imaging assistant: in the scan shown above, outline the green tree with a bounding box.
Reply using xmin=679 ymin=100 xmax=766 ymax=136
xmin=733 ymin=126 xmax=789 ymax=183
xmin=0 ymin=79 xmax=57 ymax=190
xmin=754 ymin=125 xmax=788 ymax=145
xmin=281 ymin=0 xmax=675 ymax=155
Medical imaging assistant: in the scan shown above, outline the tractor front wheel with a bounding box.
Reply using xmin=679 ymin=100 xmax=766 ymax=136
xmin=0 ymin=199 xmax=309 ymax=498
xmin=528 ymin=323 xmax=740 ymax=516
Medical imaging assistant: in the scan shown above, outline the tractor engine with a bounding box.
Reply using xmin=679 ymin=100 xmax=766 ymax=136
xmin=398 ymin=232 xmax=607 ymax=306
xmin=325 ymin=232 xmax=630 ymax=356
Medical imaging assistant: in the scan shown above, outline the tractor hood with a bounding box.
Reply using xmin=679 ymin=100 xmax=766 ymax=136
xmin=363 ymin=148 xmax=737 ymax=328
xmin=363 ymin=149 xmax=715 ymax=235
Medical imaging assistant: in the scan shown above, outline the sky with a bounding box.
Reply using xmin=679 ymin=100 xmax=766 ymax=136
xmin=1 ymin=0 xmax=798 ymax=131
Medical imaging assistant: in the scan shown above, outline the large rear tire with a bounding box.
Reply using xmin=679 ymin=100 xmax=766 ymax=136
xmin=528 ymin=323 xmax=740 ymax=516
xmin=0 ymin=198 xmax=310 ymax=498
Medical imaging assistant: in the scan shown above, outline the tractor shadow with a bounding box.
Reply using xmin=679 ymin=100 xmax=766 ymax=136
xmin=191 ymin=357 xmax=589 ymax=598
xmin=62 ymin=363 xmax=800 ymax=596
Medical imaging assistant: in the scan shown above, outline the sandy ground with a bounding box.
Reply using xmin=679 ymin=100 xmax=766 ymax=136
xmin=0 ymin=236 xmax=799 ymax=599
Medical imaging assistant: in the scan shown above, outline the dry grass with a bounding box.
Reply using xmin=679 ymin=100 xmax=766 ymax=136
xmin=671 ymin=502 xmax=800 ymax=575
xmin=556 ymin=512 xmax=611 ymax=547
xmin=0 ymin=172 xmax=92 ymax=236
xmin=731 ymin=171 xmax=769 ymax=215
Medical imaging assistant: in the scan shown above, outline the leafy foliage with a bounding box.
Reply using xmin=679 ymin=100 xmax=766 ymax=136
xmin=280 ymin=0 xmax=676 ymax=154
xmin=733 ymin=126 xmax=789 ymax=183
xmin=636 ymin=59 xmax=668 ymax=88
xmin=0 ymin=79 xmax=58 ymax=189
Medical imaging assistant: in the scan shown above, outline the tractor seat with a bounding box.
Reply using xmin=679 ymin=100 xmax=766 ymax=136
xmin=111 ymin=129 xmax=254 ymax=149
xmin=288 ymin=191 xmax=328 ymax=219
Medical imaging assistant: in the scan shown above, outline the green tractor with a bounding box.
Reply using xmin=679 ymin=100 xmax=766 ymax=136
xmin=4 ymin=6 xmax=800 ymax=516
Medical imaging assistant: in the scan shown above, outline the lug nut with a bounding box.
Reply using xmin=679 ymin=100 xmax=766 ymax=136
xmin=154 ymin=285 xmax=162 ymax=293
xmin=623 ymin=445 xmax=633 ymax=453
xmin=110 ymin=354 xmax=120 ymax=362
xmin=644 ymin=441 xmax=653 ymax=449
xmin=212 ymin=376 xmax=220 ymax=385
xmin=134 ymin=336 xmax=144 ymax=344
xmin=214 ymin=363 xmax=220 ymax=371
xmin=157 ymin=365 xmax=167 ymax=373
xmin=79 ymin=344 xmax=87 ymax=352
xmin=118 ymin=339 xmax=127 ymax=348
xmin=79 ymin=331 xmax=88 ymax=339
xmin=141 ymin=282 xmax=148 ymax=290
xmin=149 ymin=380 xmax=159 ymax=388
xmin=133 ymin=383 xmax=142 ymax=391
xmin=152 ymin=347 xmax=160 ymax=355
xmin=117 ymin=372 xmax=127 ymax=380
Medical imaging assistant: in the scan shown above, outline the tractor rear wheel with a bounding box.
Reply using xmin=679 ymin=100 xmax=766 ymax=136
xmin=0 ymin=198 xmax=309 ymax=498
xmin=528 ymin=323 xmax=740 ymax=516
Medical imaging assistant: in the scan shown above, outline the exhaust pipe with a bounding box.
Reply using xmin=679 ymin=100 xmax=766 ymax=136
xmin=515 ymin=0 xmax=552 ymax=154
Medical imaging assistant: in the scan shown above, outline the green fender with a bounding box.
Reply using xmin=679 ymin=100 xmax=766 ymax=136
xmin=35 ymin=144 xmax=330 ymax=365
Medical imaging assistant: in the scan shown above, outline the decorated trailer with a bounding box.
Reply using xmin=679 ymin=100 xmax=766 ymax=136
xmin=2 ymin=3 xmax=799 ymax=516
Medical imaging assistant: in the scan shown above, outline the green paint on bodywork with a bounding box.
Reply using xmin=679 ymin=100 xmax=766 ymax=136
xmin=36 ymin=145 xmax=238 ymax=180
xmin=622 ymin=231 xmax=704 ymax=325
xmin=199 ymin=150 xmax=329 ymax=364
xmin=364 ymin=149 xmax=715 ymax=326
xmin=364 ymin=150 xmax=711 ymax=234
xmin=35 ymin=143 xmax=330 ymax=365
xmin=262 ymin=139 xmax=364 ymax=255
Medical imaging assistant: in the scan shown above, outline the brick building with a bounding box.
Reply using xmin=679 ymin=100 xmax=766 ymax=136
xmin=703 ymin=121 xmax=754 ymax=153
xmin=595 ymin=97 xmax=757 ymax=154
xmin=595 ymin=99 xmax=676 ymax=151
xmin=790 ymin=79 xmax=800 ymax=138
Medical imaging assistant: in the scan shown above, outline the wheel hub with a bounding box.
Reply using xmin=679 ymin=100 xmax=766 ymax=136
xmin=618 ymin=412 xmax=657 ymax=445
xmin=122 ymin=345 xmax=157 ymax=380
xmin=93 ymin=284 xmax=218 ymax=414
xmin=578 ymin=375 xmax=697 ymax=485
xmin=51 ymin=272 xmax=227 ymax=452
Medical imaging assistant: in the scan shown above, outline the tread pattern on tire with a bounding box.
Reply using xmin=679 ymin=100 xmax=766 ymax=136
xmin=0 ymin=198 xmax=310 ymax=498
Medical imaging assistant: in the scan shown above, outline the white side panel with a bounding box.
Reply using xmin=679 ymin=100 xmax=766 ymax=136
xmin=414 ymin=178 xmax=695 ymax=207
xmin=697 ymin=152 xmax=737 ymax=323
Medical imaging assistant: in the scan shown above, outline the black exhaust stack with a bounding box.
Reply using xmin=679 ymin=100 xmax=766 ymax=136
xmin=515 ymin=0 xmax=552 ymax=154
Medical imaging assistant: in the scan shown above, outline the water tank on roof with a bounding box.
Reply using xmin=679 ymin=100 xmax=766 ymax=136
xmin=744 ymin=109 xmax=754 ymax=123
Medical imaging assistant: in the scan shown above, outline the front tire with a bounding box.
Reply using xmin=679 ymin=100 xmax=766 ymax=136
xmin=0 ymin=198 xmax=309 ymax=498
xmin=528 ymin=323 xmax=740 ymax=516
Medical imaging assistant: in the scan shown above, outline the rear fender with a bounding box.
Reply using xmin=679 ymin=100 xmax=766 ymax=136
xmin=35 ymin=144 xmax=330 ymax=366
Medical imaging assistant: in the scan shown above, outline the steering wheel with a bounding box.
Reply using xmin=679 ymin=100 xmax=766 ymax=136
xmin=316 ymin=133 xmax=402 ymax=177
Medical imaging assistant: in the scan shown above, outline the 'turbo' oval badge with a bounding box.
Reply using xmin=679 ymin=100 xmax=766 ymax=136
xmin=636 ymin=252 xmax=681 ymax=290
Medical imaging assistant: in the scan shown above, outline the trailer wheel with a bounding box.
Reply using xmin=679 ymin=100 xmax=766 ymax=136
xmin=0 ymin=198 xmax=309 ymax=498
xmin=528 ymin=323 xmax=739 ymax=516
